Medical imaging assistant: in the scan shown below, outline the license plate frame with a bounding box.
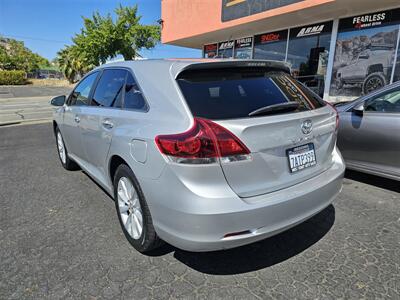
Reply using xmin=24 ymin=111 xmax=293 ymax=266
xmin=287 ymin=143 xmax=317 ymax=173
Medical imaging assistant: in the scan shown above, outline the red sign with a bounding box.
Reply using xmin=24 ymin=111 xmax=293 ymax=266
xmin=254 ymin=30 xmax=288 ymax=45
xmin=261 ymin=33 xmax=281 ymax=43
xmin=204 ymin=44 xmax=217 ymax=52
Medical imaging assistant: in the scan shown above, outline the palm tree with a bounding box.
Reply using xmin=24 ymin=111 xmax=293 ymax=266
xmin=57 ymin=46 xmax=93 ymax=83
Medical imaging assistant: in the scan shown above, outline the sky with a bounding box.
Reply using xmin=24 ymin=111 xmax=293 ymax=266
xmin=0 ymin=0 xmax=201 ymax=60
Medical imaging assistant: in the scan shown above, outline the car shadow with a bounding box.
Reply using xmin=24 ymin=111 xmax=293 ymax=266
xmin=148 ymin=205 xmax=335 ymax=275
xmin=345 ymin=170 xmax=400 ymax=193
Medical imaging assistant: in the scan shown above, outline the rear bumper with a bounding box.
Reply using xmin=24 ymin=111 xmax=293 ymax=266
xmin=140 ymin=147 xmax=345 ymax=252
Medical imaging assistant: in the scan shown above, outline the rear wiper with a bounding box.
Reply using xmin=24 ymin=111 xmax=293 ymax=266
xmin=248 ymin=102 xmax=300 ymax=117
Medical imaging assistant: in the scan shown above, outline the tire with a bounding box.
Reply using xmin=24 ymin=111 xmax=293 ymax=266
xmin=362 ymin=72 xmax=386 ymax=95
xmin=55 ymin=126 xmax=79 ymax=171
xmin=113 ymin=164 xmax=163 ymax=253
xmin=336 ymin=78 xmax=344 ymax=89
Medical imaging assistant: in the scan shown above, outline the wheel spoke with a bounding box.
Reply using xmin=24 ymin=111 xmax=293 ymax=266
xmin=119 ymin=204 xmax=129 ymax=214
xmin=121 ymin=179 xmax=132 ymax=202
xmin=134 ymin=209 xmax=143 ymax=226
xmin=132 ymin=195 xmax=140 ymax=209
xmin=118 ymin=188 xmax=128 ymax=204
xmin=132 ymin=209 xmax=143 ymax=239
xmin=130 ymin=214 xmax=137 ymax=238
xmin=125 ymin=213 xmax=133 ymax=235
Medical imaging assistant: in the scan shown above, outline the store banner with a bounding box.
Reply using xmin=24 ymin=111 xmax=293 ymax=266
xmin=235 ymin=37 xmax=253 ymax=48
xmin=234 ymin=37 xmax=253 ymax=59
xmin=221 ymin=0 xmax=304 ymax=22
xmin=290 ymin=21 xmax=333 ymax=39
xmin=218 ymin=41 xmax=234 ymax=51
xmin=218 ymin=41 xmax=234 ymax=58
xmin=339 ymin=8 xmax=400 ymax=32
xmin=203 ymin=43 xmax=218 ymax=58
xmin=254 ymin=30 xmax=288 ymax=45
xmin=330 ymin=8 xmax=400 ymax=97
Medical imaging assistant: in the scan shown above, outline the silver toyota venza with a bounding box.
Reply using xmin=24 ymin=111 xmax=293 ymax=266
xmin=51 ymin=59 xmax=345 ymax=253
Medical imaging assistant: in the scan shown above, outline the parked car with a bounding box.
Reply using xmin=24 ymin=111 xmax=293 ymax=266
xmin=336 ymin=81 xmax=400 ymax=181
xmin=51 ymin=59 xmax=345 ymax=253
xmin=336 ymin=46 xmax=395 ymax=95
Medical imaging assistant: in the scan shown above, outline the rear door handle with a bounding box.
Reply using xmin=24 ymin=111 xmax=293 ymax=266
xmin=74 ymin=115 xmax=80 ymax=123
xmin=102 ymin=119 xmax=114 ymax=129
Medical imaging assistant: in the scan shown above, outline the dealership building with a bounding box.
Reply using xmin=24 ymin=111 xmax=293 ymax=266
xmin=161 ymin=0 xmax=400 ymax=102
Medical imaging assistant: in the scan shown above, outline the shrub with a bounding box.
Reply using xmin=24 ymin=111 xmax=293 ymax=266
xmin=0 ymin=70 xmax=26 ymax=85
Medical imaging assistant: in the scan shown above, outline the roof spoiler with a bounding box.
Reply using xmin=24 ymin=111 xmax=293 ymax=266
xmin=175 ymin=60 xmax=291 ymax=79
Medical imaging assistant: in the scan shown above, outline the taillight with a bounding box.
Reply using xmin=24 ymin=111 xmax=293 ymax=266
xmin=326 ymin=102 xmax=339 ymax=131
xmin=155 ymin=118 xmax=251 ymax=164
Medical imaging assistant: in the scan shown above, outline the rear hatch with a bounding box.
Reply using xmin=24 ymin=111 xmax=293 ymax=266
xmin=176 ymin=65 xmax=337 ymax=198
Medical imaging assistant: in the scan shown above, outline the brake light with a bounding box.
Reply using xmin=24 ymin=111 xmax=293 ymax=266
xmin=155 ymin=118 xmax=251 ymax=164
xmin=326 ymin=102 xmax=339 ymax=131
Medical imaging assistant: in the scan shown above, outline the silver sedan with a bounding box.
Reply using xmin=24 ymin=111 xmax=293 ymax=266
xmin=336 ymin=81 xmax=400 ymax=181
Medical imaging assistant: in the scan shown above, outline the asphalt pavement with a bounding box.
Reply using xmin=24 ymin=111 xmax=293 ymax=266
xmin=0 ymin=86 xmax=71 ymax=126
xmin=0 ymin=123 xmax=399 ymax=299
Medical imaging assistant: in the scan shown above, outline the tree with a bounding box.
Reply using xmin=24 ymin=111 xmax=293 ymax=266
xmin=0 ymin=38 xmax=50 ymax=72
xmin=57 ymin=4 xmax=160 ymax=81
xmin=57 ymin=46 xmax=94 ymax=83
xmin=113 ymin=5 xmax=160 ymax=60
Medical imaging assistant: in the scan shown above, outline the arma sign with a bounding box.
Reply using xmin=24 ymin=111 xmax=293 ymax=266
xmin=290 ymin=21 xmax=333 ymax=39
xmin=222 ymin=0 xmax=304 ymax=22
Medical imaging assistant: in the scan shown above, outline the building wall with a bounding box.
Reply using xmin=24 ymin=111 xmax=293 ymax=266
xmin=161 ymin=0 xmax=334 ymax=45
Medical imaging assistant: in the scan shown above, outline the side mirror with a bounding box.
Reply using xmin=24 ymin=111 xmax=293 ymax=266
xmin=50 ymin=95 xmax=66 ymax=107
xmin=352 ymin=103 xmax=364 ymax=116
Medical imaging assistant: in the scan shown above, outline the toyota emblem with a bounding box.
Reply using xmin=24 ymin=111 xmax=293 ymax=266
xmin=301 ymin=120 xmax=313 ymax=135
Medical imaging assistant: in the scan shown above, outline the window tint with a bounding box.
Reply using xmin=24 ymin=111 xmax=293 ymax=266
xmin=177 ymin=68 xmax=325 ymax=120
xmin=92 ymin=69 xmax=127 ymax=107
xmin=365 ymin=88 xmax=400 ymax=113
xmin=69 ymin=72 xmax=98 ymax=106
xmin=124 ymin=73 xmax=146 ymax=110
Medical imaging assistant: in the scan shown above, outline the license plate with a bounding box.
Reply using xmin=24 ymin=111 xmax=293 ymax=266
xmin=287 ymin=143 xmax=317 ymax=173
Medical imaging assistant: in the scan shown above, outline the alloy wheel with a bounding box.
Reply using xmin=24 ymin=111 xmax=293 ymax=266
xmin=57 ymin=132 xmax=66 ymax=164
xmin=117 ymin=177 xmax=143 ymax=239
xmin=365 ymin=77 xmax=384 ymax=94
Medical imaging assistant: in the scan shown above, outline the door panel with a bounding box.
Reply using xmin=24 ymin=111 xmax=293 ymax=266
xmin=79 ymin=107 xmax=114 ymax=179
xmin=80 ymin=68 xmax=127 ymax=181
xmin=62 ymin=106 xmax=84 ymax=158
xmin=338 ymin=112 xmax=400 ymax=175
xmin=62 ymin=71 xmax=99 ymax=160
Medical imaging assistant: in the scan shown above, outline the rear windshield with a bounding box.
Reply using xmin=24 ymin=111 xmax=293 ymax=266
xmin=177 ymin=68 xmax=325 ymax=120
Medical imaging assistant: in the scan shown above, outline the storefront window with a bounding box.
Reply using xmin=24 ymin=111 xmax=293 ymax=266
xmin=234 ymin=37 xmax=253 ymax=59
xmin=287 ymin=21 xmax=333 ymax=96
xmin=253 ymin=30 xmax=288 ymax=61
xmin=218 ymin=41 xmax=234 ymax=58
xmin=330 ymin=9 xmax=400 ymax=97
xmin=394 ymin=44 xmax=400 ymax=83
xmin=203 ymin=43 xmax=218 ymax=58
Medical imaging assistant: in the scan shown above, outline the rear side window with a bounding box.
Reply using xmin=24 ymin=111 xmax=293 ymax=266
xmin=92 ymin=69 xmax=127 ymax=107
xmin=177 ymin=68 xmax=325 ymax=120
xmin=124 ymin=73 xmax=147 ymax=110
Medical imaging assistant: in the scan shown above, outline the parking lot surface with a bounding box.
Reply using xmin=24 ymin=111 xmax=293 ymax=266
xmin=0 ymin=123 xmax=399 ymax=299
xmin=0 ymin=86 xmax=72 ymax=126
